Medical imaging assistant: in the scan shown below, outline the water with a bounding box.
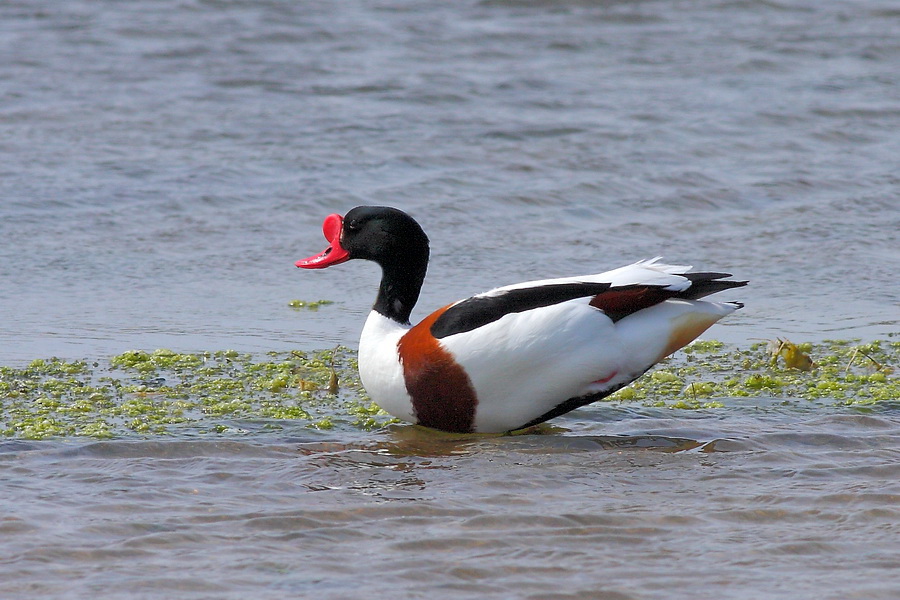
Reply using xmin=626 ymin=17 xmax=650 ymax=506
xmin=1 ymin=1 xmax=898 ymax=598
xmin=1 ymin=0 xmax=898 ymax=362
xmin=2 ymin=405 xmax=899 ymax=599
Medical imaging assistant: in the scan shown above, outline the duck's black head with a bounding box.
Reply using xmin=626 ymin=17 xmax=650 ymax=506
xmin=296 ymin=206 xmax=429 ymax=269
xmin=296 ymin=206 xmax=430 ymax=323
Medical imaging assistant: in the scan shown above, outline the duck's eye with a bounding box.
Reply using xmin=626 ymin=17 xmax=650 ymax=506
xmin=346 ymin=219 xmax=361 ymax=232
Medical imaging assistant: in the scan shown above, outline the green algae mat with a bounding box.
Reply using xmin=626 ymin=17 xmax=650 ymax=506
xmin=1 ymin=340 xmax=897 ymax=439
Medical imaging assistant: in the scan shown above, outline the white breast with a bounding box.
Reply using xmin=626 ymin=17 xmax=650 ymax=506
xmin=358 ymin=311 xmax=415 ymax=423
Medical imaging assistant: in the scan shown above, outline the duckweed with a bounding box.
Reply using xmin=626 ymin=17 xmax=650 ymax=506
xmin=606 ymin=339 xmax=899 ymax=409
xmin=1 ymin=339 xmax=897 ymax=439
xmin=681 ymin=340 xmax=725 ymax=354
xmin=288 ymin=299 xmax=335 ymax=310
xmin=1 ymin=346 xmax=391 ymax=440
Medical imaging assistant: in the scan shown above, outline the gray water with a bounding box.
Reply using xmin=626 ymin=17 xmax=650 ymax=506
xmin=3 ymin=405 xmax=899 ymax=600
xmin=1 ymin=1 xmax=899 ymax=598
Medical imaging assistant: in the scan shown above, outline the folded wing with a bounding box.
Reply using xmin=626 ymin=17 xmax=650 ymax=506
xmin=431 ymin=258 xmax=746 ymax=338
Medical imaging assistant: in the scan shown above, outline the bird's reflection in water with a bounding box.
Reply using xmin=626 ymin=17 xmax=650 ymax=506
xmin=295 ymin=422 xmax=713 ymax=461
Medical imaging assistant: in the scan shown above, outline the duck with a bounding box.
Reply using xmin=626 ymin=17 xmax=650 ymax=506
xmin=296 ymin=206 xmax=746 ymax=433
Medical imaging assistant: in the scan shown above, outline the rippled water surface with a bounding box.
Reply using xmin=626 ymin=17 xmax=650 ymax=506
xmin=3 ymin=404 xmax=899 ymax=599
xmin=1 ymin=0 xmax=899 ymax=598
xmin=1 ymin=0 xmax=898 ymax=361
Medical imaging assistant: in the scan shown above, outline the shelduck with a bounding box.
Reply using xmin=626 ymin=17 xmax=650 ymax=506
xmin=296 ymin=206 xmax=746 ymax=433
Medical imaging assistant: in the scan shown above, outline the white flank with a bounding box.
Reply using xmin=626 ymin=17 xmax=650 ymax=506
xmin=442 ymin=296 xmax=739 ymax=432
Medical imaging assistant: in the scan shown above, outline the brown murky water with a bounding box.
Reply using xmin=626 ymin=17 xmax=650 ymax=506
xmin=3 ymin=402 xmax=898 ymax=599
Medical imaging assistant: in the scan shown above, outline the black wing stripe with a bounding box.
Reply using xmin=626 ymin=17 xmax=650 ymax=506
xmin=430 ymin=282 xmax=612 ymax=339
xmin=431 ymin=273 xmax=747 ymax=338
xmin=681 ymin=272 xmax=748 ymax=299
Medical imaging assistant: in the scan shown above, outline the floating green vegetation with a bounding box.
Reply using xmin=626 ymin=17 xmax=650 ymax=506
xmin=607 ymin=338 xmax=899 ymax=409
xmin=0 ymin=339 xmax=897 ymax=440
xmin=288 ymin=299 xmax=335 ymax=310
xmin=0 ymin=347 xmax=393 ymax=440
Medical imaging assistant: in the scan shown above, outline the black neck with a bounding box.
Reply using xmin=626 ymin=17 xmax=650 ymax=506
xmin=373 ymin=252 xmax=429 ymax=325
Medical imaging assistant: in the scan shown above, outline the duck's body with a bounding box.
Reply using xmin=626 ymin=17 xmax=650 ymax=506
xmin=297 ymin=206 xmax=746 ymax=433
